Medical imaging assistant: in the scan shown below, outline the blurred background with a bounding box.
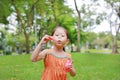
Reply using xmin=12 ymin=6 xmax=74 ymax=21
xmin=0 ymin=0 xmax=120 ymax=55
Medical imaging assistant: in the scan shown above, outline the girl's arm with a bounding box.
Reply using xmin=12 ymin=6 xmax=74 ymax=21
xmin=70 ymin=64 xmax=76 ymax=76
xmin=68 ymin=56 xmax=76 ymax=76
xmin=30 ymin=42 xmax=45 ymax=62
xmin=30 ymin=35 xmax=51 ymax=62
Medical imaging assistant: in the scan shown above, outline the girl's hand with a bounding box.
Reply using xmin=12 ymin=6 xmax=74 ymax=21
xmin=65 ymin=59 xmax=73 ymax=72
xmin=40 ymin=35 xmax=53 ymax=44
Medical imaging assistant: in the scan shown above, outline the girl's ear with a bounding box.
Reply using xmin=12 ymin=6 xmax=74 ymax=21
xmin=66 ymin=39 xmax=69 ymax=45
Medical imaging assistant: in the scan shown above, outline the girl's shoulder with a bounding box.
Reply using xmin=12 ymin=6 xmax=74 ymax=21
xmin=44 ymin=49 xmax=53 ymax=54
xmin=40 ymin=49 xmax=52 ymax=56
xmin=66 ymin=53 xmax=72 ymax=59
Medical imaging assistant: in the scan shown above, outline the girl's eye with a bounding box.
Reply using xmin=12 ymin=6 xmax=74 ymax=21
xmin=56 ymin=35 xmax=59 ymax=36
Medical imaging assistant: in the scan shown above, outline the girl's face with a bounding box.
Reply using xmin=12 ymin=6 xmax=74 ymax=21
xmin=52 ymin=28 xmax=68 ymax=47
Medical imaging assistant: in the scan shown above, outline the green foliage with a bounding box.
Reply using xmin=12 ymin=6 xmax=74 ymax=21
xmin=105 ymin=0 xmax=119 ymax=3
xmin=0 ymin=0 xmax=11 ymax=23
xmin=57 ymin=13 xmax=77 ymax=44
xmin=4 ymin=51 xmax=12 ymax=55
xmin=86 ymin=31 xmax=112 ymax=48
xmin=98 ymin=32 xmax=111 ymax=46
xmin=0 ymin=53 xmax=120 ymax=80
xmin=1 ymin=0 xmax=119 ymax=52
xmin=0 ymin=28 xmax=7 ymax=50
xmin=118 ymin=33 xmax=120 ymax=40
xmin=86 ymin=32 xmax=97 ymax=43
xmin=80 ymin=30 xmax=88 ymax=44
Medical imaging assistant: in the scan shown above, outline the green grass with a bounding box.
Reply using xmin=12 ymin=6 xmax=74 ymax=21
xmin=0 ymin=53 xmax=120 ymax=80
xmin=82 ymin=49 xmax=112 ymax=54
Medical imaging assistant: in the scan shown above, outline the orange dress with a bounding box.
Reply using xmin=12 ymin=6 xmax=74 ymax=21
xmin=41 ymin=53 xmax=71 ymax=80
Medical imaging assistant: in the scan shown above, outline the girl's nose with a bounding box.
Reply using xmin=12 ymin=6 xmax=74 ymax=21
xmin=58 ymin=36 xmax=61 ymax=39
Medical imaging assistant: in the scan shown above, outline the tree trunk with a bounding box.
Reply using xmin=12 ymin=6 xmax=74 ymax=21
xmin=108 ymin=2 xmax=120 ymax=54
xmin=11 ymin=0 xmax=31 ymax=54
xmin=74 ymin=0 xmax=81 ymax=52
xmin=112 ymin=34 xmax=118 ymax=54
xmin=71 ymin=43 xmax=73 ymax=52
xmin=77 ymin=13 xmax=81 ymax=52
xmin=112 ymin=24 xmax=120 ymax=54
xmin=25 ymin=33 xmax=30 ymax=54
xmin=112 ymin=44 xmax=118 ymax=54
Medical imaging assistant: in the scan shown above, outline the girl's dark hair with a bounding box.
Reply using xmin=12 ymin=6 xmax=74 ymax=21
xmin=51 ymin=26 xmax=69 ymax=51
xmin=51 ymin=26 xmax=69 ymax=39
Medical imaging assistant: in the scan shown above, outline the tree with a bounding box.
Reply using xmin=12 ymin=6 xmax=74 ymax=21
xmin=0 ymin=29 xmax=6 ymax=53
xmin=73 ymin=0 xmax=81 ymax=52
xmin=73 ymin=0 xmax=106 ymax=52
xmin=1 ymin=0 xmax=92 ymax=53
xmin=9 ymin=0 xmax=44 ymax=53
xmin=0 ymin=0 xmax=11 ymax=24
xmin=104 ymin=0 xmax=120 ymax=53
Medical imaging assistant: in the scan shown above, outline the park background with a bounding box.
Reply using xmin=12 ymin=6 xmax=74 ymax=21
xmin=0 ymin=0 xmax=120 ymax=80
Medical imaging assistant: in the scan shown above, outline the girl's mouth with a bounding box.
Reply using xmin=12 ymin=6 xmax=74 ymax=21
xmin=57 ymin=40 xmax=62 ymax=44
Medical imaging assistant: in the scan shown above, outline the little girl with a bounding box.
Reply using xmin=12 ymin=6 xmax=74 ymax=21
xmin=31 ymin=26 xmax=76 ymax=80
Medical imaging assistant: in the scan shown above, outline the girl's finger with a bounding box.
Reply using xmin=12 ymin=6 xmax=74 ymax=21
xmin=48 ymin=36 xmax=53 ymax=40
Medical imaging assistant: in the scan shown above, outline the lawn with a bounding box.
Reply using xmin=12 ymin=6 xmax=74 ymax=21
xmin=0 ymin=53 xmax=120 ymax=80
